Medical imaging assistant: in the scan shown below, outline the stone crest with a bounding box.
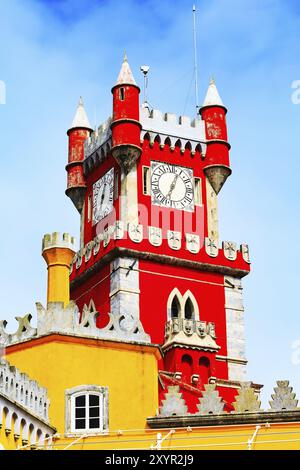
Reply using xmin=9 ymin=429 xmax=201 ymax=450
xmin=241 ymin=243 xmax=250 ymax=264
xmin=149 ymin=226 xmax=162 ymax=247
xmin=205 ymin=237 xmax=218 ymax=257
xmin=114 ymin=220 xmax=124 ymax=240
xmin=223 ymin=241 xmax=237 ymax=261
xmin=186 ymin=234 xmax=200 ymax=254
xmin=128 ymin=223 xmax=143 ymax=243
xmin=167 ymin=231 xmax=181 ymax=250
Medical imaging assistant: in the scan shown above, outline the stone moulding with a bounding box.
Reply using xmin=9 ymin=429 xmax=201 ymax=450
xmin=147 ymin=409 xmax=300 ymax=429
xmin=163 ymin=318 xmax=220 ymax=353
xmin=70 ymin=225 xmax=251 ymax=281
xmin=70 ymin=246 xmax=250 ymax=292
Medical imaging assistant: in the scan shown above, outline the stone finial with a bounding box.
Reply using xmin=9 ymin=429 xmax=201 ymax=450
xmin=233 ymin=382 xmax=262 ymax=413
xmin=69 ymin=96 xmax=92 ymax=131
xmin=269 ymin=380 xmax=299 ymax=411
xmin=196 ymin=384 xmax=225 ymax=415
xmin=159 ymin=386 xmax=188 ymax=417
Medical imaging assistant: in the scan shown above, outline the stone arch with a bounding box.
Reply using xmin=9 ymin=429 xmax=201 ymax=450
xmin=182 ymin=290 xmax=200 ymax=321
xmin=20 ymin=418 xmax=29 ymax=444
xmin=199 ymin=356 xmax=211 ymax=385
xmin=181 ymin=354 xmax=193 ymax=381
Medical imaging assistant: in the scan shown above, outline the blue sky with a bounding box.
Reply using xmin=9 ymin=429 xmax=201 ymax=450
xmin=0 ymin=0 xmax=299 ymax=407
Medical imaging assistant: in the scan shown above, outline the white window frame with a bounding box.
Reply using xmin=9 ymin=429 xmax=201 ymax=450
xmin=65 ymin=385 xmax=109 ymax=435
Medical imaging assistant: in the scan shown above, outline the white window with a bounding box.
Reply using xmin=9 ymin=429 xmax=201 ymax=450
xmin=66 ymin=386 xmax=108 ymax=434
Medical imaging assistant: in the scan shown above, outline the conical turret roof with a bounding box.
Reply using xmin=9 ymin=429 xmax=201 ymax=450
xmin=202 ymin=78 xmax=225 ymax=108
xmin=69 ymin=97 xmax=92 ymax=131
xmin=115 ymin=53 xmax=137 ymax=86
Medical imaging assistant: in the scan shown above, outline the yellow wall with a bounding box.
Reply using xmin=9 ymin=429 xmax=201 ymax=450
xmin=4 ymin=335 xmax=160 ymax=438
xmin=48 ymin=421 xmax=300 ymax=451
xmin=3 ymin=336 xmax=300 ymax=451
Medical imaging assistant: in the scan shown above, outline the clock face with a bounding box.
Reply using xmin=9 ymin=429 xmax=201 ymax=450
xmin=151 ymin=162 xmax=194 ymax=211
xmin=93 ymin=168 xmax=114 ymax=225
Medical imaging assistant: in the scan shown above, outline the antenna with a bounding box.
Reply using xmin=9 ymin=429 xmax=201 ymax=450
xmin=140 ymin=65 xmax=150 ymax=105
xmin=193 ymin=4 xmax=199 ymax=117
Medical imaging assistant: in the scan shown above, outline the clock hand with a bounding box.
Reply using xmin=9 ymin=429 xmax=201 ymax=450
xmin=166 ymin=174 xmax=179 ymax=199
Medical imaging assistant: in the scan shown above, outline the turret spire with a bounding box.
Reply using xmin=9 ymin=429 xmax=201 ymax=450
xmin=202 ymin=77 xmax=225 ymax=108
xmin=69 ymin=96 xmax=92 ymax=131
xmin=115 ymin=54 xmax=137 ymax=86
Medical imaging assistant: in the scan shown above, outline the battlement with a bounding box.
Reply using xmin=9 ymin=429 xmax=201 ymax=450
xmin=84 ymin=117 xmax=112 ymax=159
xmin=0 ymin=358 xmax=49 ymax=422
xmin=83 ymin=106 xmax=208 ymax=167
xmin=42 ymin=232 xmax=76 ymax=253
xmin=140 ymin=105 xmax=207 ymax=153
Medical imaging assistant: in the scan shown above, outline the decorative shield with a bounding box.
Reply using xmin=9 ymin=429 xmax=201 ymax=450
xmin=223 ymin=241 xmax=237 ymax=261
xmin=128 ymin=223 xmax=143 ymax=243
xmin=241 ymin=243 xmax=250 ymax=264
xmin=186 ymin=234 xmax=200 ymax=254
xmin=103 ymin=227 xmax=111 ymax=248
xmin=167 ymin=231 xmax=181 ymax=250
xmin=149 ymin=226 xmax=162 ymax=247
xmin=205 ymin=237 xmax=218 ymax=257
xmin=114 ymin=220 xmax=124 ymax=240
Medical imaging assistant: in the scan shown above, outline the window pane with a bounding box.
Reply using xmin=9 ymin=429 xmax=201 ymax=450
xmin=75 ymin=419 xmax=86 ymax=430
xmin=89 ymin=407 xmax=100 ymax=418
xmin=89 ymin=418 xmax=100 ymax=429
xmin=89 ymin=395 xmax=100 ymax=407
xmin=75 ymin=395 xmax=86 ymax=407
xmin=75 ymin=407 xmax=86 ymax=419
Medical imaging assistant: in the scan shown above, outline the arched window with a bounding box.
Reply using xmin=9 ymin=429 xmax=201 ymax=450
xmin=171 ymin=296 xmax=180 ymax=318
xmin=181 ymin=354 xmax=193 ymax=381
xmin=182 ymin=291 xmax=200 ymax=321
xmin=199 ymin=357 xmax=211 ymax=385
xmin=184 ymin=298 xmax=194 ymax=320
xmin=66 ymin=385 xmax=109 ymax=434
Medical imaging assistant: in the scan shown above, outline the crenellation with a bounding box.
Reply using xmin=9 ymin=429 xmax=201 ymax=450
xmin=0 ymin=358 xmax=50 ymax=422
xmin=42 ymin=232 xmax=76 ymax=252
xmin=69 ymin=223 xmax=250 ymax=277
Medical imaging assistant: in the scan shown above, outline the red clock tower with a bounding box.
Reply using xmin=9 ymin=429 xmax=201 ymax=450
xmin=66 ymin=55 xmax=256 ymax=413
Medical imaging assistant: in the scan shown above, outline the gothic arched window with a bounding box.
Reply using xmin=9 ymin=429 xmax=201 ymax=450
xmin=171 ymin=296 xmax=180 ymax=319
xmin=184 ymin=298 xmax=194 ymax=320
